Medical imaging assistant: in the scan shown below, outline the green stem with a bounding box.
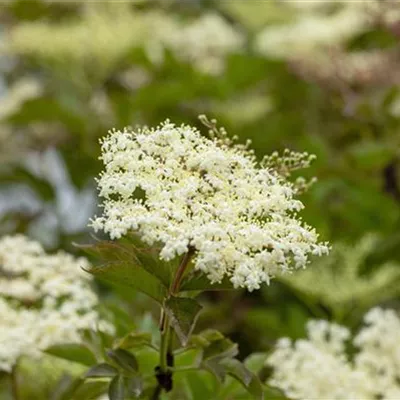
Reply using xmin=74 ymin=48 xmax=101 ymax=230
xmin=170 ymin=248 xmax=195 ymax=295
xmin=11 ymin=364 xmax=19 ymax=400
xmin=159 ymin=314 xmax=171 ymax=371
xmin=151 ymin=384 xmax=162 ymax=400
xmin=155 ymin=249 xmax=195 ymax=398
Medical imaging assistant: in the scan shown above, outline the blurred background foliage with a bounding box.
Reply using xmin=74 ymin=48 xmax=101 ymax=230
xmin=1 ymin=0 xmax=400 ymax=398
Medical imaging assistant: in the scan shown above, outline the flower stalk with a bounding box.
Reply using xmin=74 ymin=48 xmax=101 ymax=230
xmin=155 ymin=249 xmax=194 ymax=398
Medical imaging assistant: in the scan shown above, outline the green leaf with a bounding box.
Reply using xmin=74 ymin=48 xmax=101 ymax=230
xmin=126 ymin=375 xmax=143 ymax=398
xmin=53 ymin=377 xmax=109 ymax=400
xmin=77 ymin=241 xmax=168 ymax=303
xmin=109 ymin=375 xmax=125 ymax=400
xmin=164 ymin=296 xmax=203 ymax=345
xmin=244 ymin=353 xmax=269 ymax=374
xmin=202 ymin=359 xmax=226 ymax=383
xmin=203 ymin=339 xmax=239 ymax=361
xmin=45 ymin=344 xmax=97 ymax=366
xmin=107 ymin=349 xmax=138 ymax=374
xmin=135 ymin=348 xmax=159 ymax=375
xmin=175 ymin=347 xmax=202 ymax=369
xmin=222 ymin=359 xmax=264 ymax=400
xmin=263 ymin=385 xmax=287 ymax=400
xmin=82 ymin=328 xmax=112 ymax=361
xmin=181 ymin=273 xmax=234 ymax=292
xmin=88 ymin=262 xmax=167 ymax=304
xmin=114 ymin=332 xmax=153 ymax=350
xmin=184 ymin=370 xmax=216 ymax=400
xmin=190 ymin=329 xmax=225 ymax=348
xmin=247 ymin=377 xmax=265 ymax=400
xmin=123 ymin=235 xmax=177 ymax=286
xmin=221 ymin=359 xmax=252 ymax=386
xmin=85 ymin=363 xmax=118 ymax=378
xmin=72 ymin=381 xmax=109 ymax=400
xmin=51 ymin=375 xmax=83 ymax=400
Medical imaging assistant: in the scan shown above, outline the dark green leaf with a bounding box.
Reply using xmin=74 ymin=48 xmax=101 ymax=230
xmin=77 ymin=241 xmax=168 ymax=303
xmin=114 ymin=332 xmax=153 ymax=350
xmin=107 ymin=349 xmax=138 ymax=374
xmin=123 ymin=235 xmax=177 ymax=286
xmin=45 ymin=344 xmax=97 ymax=366
xmin=109 ymin=375 xmax=125 ymax=400
xmin=181 ymin=273 xmax=234 ymax=292
xmin=87 ymin=262 xmax=167 ymax=304
xmin=203 ymin=339 xmax=238 ymax=361
xmin=85 ymin=363 xmax=118 ymax=378
xmin=164 ymin=296 xmax=203 ymax=345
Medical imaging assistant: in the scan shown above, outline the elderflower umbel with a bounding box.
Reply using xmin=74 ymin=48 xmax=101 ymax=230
xmin=267 ymin=307 xmax=400 ymax=400
xmin=162 ymin=13 xmax=244 ymax=75
xmin=255 ymin=5 xmax=369 ymax=59
xmin=9 ymin=6 xmax=243 ymax=77
xmin=91 ymin=120 xmax=328 ymax=291
xmin=0 ymin=235 xmax=114 ymax=372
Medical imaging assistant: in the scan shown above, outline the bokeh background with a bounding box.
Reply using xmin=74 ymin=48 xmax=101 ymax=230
xmin=1 ymin=0 xmax=400 ymax=398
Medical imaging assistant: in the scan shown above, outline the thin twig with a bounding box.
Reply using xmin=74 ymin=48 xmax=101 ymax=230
xmin=170 ymin=247 xmax=195 ymax=295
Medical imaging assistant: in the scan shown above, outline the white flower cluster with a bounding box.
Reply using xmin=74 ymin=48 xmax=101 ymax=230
xmin=9 ymin=5 xmax=162 ymax=81
xmin=162 ymin=13 xmax=244 ymax=75
xmin=9 ymin=5 xmax=243 ymax=77
xmin=255 ymin=4 xmax=369 ymax=59
xmin=267 ymin=308 xmax=400 ymax=399
xmin=91 ymin=120 xmax=328 ymax=291
xmin=0 ymin=235 xmax=113 ymax=372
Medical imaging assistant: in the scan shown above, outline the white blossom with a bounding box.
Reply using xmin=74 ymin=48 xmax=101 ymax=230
xmin=0 ymin=235 xmax=114 ymax=372
xmin=90 ymin=119 xmax=328 ymax=291
xmin=354 ymin=308 xmax=400 ymax=397
xmin=162 ymin=13 xmax=244 ymax=75
xmin=9 ymin=6 xmax=243 ymax=77
xmin=267 ymin=308 xmax=400 ymax=399
xmin=255 ymin=5 xmax=369 ymax=59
